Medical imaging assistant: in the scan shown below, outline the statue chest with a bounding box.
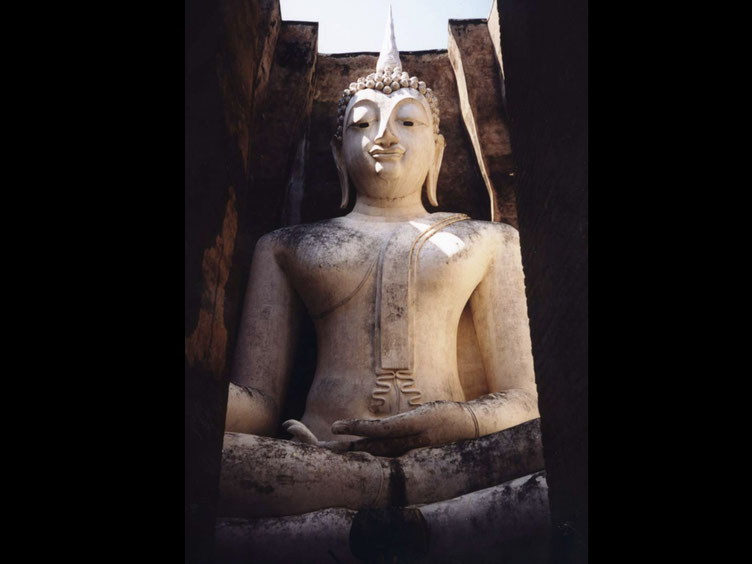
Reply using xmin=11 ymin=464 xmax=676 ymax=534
xmin=281 ymin=227 xmax=383 ymax=318
xmin=282 ymin=215 xmax=484 ymax=364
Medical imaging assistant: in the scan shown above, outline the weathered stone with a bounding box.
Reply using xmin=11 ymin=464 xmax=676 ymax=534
xmin=185 ymin=1 xmax=281 ymax=561
xmin=218 ymin=419 xmax=543 ymax=519
xmin=249 ymin=21 xmax=318 ymax=230
xmin=215 ymin=471 xmax=549 ymax=563
xmin=218 ymin=433 xmax=387 ymax=519
xmin=400 ymin=417 xmax=544 ymax=505
xmin=216 ymin=508 xmax=357 ymax=564
xmin=448 ymin=19 xmax=517 ymax=227
xmin=496 ymin=0 xmax=588 ymax=561
xmin=418 ymin=471 xmax=550 ymax=563
xmin=486 ymin=0 xmax=507 ymax=107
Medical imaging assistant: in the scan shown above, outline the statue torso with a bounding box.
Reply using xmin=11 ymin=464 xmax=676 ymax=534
xmin=266 ymin=212 xmax=510 ymax=440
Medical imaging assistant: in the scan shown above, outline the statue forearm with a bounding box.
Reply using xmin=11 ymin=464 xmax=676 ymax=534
xmin=464 ymin=389 xmax=540 ymax=438
xmin=225 ymin=382 xmax=279 ymax=437
xmin=328 ymin=388 xmax=540 ymax=457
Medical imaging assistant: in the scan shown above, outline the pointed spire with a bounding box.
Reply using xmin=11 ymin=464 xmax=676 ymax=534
xmin=376 ymin=4 xmax=402 ymax=73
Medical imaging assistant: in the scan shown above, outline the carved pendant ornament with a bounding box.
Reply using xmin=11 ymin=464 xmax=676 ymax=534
xmin=307 ymin=214 xmax=470 ymax=413
xmin=371 ymin=213 xmax=469 ymax=413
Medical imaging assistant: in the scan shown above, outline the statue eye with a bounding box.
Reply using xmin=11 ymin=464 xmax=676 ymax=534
xmin=403 ymin=121 xmax=414 ymax=126
xmin=357 ymin=123 xmax=369 ymax=128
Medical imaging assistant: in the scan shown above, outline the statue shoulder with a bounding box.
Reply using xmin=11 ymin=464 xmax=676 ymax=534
xmin=443 ymin=216 xmax=520 ymax=246
xmin=478 ymin=220 xmax=520 ymax=244
xmin=255 ymin=218 xmax=370 ymax=259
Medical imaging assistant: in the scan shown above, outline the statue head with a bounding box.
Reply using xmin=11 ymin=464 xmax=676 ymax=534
xmin=331 ymin=7 xmax=445 ymax=209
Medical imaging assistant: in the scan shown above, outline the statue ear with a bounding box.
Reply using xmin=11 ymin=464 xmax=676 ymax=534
xmin=425 ymin=134 xmax=445 ymax=207
xmin=331 ymin=140 xmax=350 ymax=209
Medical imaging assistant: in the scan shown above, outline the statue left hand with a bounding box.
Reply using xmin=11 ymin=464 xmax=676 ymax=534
xmin=331 ymin=400 xmax=475 ymax=457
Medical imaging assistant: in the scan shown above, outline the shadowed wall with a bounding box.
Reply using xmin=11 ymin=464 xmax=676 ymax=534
xmin=493 ymin=0 xmax=589 ymax=561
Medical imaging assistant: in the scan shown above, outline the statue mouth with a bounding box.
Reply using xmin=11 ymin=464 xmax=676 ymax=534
xmin=369 ymin=149 xmax=405 ymax=160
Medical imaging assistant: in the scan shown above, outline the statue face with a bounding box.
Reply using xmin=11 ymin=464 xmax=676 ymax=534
xmin=342 ymin=88 xmax=436 ymax=201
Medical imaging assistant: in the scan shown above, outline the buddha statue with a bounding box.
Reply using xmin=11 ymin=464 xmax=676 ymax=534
xmin=217 ymin=9 xmax=548 ymax=563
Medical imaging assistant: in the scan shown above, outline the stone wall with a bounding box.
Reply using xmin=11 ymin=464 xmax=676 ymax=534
xmin=186 ymin=1 xmax=289 ymax=562
xmin=493 ymin=0 xmax=589 ymax=561
xmin=448 ymin=19 xmax=516 ymax=226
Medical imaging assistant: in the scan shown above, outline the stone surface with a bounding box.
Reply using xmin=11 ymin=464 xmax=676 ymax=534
xmin=251 ymin=21 xmax=318 ymax=230
xmin=448 ymin=19 xmax=517 ymax=227
xmin=496 ymin=0 xmax=588 ymax=561
xmin=216 ymin=508 xmax=356 ymax=563
xmin=417 ymin=471 xmax=550 ymax=563
xmin=215 ymin=470 xmax=549 ymax=563
xmin=186 ymin=0 xmax=281 ymax=561
xmin=218 ymin=419 xmax=543 ymax=519
xmin=487 ymin=0 xmax=507 ymax=107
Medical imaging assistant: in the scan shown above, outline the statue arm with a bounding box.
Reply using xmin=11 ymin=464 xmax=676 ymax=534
xmin=465 ymin=225 xmax=539 ymax=434
xmin=225 ymin=234 xmax=302 ymax=436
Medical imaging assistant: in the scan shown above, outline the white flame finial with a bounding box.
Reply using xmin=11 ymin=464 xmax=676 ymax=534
xmin=376 ymin=5 xmax=401 ymax=72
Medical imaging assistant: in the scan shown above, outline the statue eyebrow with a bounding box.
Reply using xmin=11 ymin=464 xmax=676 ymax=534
xmin=394 ymin=99 xmax=429 ymax=121
xmin=351 ymin=99 xmax=377 ymax=109
xmin=348 ymin=101 xmax=378 ymax=122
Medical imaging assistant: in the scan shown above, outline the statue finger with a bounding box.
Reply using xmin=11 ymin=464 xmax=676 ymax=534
xmin=331 ymin=415 xmax=417 ymax=438
xmin=283 ymin=420 xmax=318 ymax=444
xmin=349 ymin=434 xmax=431 ymax=457
xmin=288 ymin=425 xmax=318 ymax=444
xmin=282 ymin=418 xmax=304 ymax=434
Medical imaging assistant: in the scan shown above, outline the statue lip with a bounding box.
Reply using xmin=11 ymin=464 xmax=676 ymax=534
xmin=369 ymin=148 xmax=405 ymax=159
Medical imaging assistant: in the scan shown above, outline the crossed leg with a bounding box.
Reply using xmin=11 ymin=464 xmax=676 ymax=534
xmin=217 ymin=418 xmax=543 ymax=519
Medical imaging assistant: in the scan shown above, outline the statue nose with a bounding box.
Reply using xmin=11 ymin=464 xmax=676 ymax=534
xmin=374 ymin=120 xmax=398 ymax=147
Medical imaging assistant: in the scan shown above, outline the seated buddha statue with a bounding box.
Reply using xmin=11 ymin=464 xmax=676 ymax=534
xmin=218 ymin=11 xmax=546 ymax=559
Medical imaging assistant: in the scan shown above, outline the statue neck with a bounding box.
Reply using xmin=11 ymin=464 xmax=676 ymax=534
xmin=350 ymin=190 xmax=428 ymax=222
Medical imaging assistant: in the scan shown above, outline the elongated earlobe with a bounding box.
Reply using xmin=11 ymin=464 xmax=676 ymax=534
xmin=331 ymin=140 xmax=350 ymax=209
xmin=425 ymin=134 xmax=446 ymax=207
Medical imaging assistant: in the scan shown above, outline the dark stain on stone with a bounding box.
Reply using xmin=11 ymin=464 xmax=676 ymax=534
xmin=276 ymin=474 xmax=295 ymax=486
xmin=277 ymin=38 xmax=315 ymax=69
xmin=349 ymin=507 xmax=429 ymax=563
xmin=273 ymin=219 xmax=370 ymax=254
xmin=327 ymin=548 xmax=344 ymax=564
xmin=457 ymin=435 xmax=494 ymax=469
xmin=386 ymin=458 xmax=407 ymax=507
xmin=518 ymin=470 xmax=545 ymax=501
xmin=240 ymin=479 xmax=274 ymax=494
